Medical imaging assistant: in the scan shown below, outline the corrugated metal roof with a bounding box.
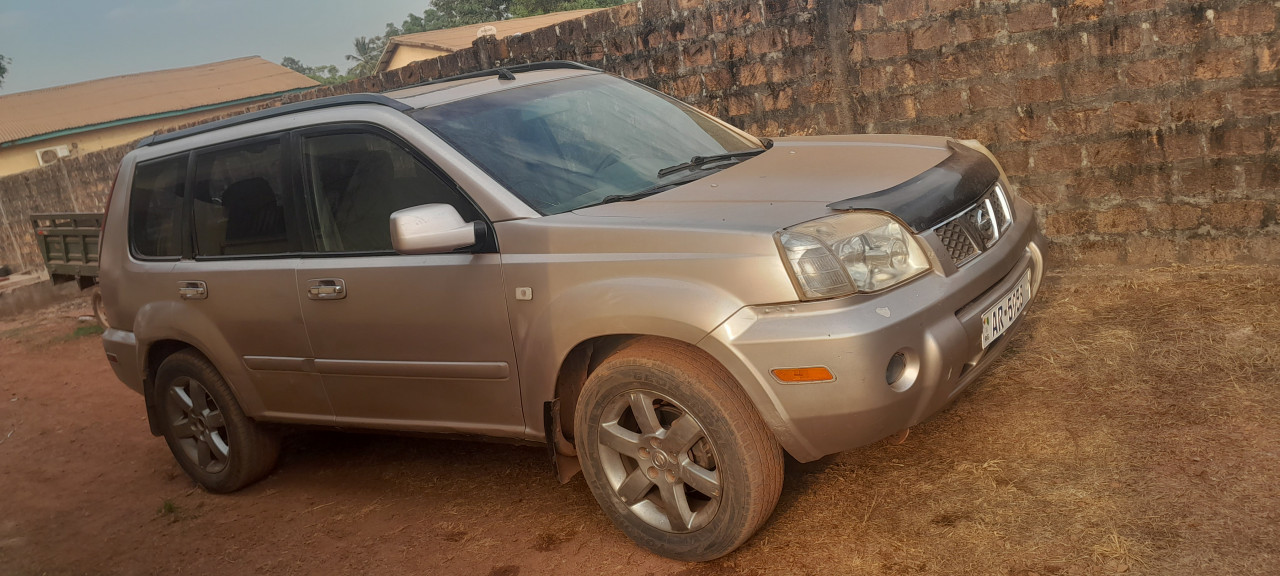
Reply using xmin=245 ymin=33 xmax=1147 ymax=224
xmin=377 ymin=9 xmax=606 ymax=71
xmin=0 ymin=56 xmax=318 ymax=145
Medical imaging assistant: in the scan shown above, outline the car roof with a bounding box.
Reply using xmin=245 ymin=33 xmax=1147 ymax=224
xmin=137 ymin=61 xmax=600 ymax=149
xmin=385 ymin=68 xmax=597 ymax=109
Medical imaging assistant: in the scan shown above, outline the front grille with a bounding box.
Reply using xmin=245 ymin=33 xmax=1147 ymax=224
xmin=937 ymin=218 xmax=979 ymax=265
xmin=931 ymin=184 xmax=1013 ymax=267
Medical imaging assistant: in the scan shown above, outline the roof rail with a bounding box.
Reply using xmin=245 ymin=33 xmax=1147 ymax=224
xmin=393 ymin=60 xmax=601 ymax=92
xmin=137 ymin=94 xmax=414 ymax=147
xmin=136 ymin=61 xmax=599 ymax=148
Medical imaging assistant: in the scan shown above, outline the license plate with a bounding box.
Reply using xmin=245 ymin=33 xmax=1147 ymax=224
xmin=981 ymin=269 xmax=1032 ymax=349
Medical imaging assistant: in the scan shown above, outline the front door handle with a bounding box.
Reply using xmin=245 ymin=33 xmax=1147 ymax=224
xmin=177 ymin=281 xmax=207 ymax=300
xmin=307 ymin=278 xmax=346 ymax=300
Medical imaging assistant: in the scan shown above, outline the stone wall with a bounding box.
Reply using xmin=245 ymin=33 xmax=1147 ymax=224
xmin=3 ymin=0 xmax=1277 ymax=272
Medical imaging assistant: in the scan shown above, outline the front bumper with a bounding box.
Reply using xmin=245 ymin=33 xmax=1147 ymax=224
xmin=699 ymin=199 xmax=1046 ymax=462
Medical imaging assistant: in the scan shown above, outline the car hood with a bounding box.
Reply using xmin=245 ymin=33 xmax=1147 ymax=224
xmin=571 ymin=134 xmax=989 ymax=232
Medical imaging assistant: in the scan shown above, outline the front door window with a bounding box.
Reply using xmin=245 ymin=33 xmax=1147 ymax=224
xmin=301 ymin=132 xmax=480 ymax=253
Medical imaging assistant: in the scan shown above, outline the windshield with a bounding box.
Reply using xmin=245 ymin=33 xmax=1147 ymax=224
xmin=411 ymin=74 xmax=763 ymax=215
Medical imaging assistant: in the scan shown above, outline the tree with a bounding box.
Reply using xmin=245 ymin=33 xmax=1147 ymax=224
xmin=387 ymin=0 xmax=625 ymax=33
xmin=0 ymin=55 xmax=9 ymax=89
xmin=345 ymin=36 xmax=386 ymax=78
xmin=509 ymin=0 xmax=622 ymax=18
xmin=282 ymin=0 xmax=631 ymax=84
xmin=390 ymin=0 xmax=508 ymax=35
xmin=280 ymin=56 xmax=353 ymax=85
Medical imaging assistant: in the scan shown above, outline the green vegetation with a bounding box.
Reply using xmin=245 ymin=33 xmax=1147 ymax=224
xmin=69 ymin=324 xmax=105 ymax=339
xmin=157 ymin=500 xmax=182 ymax=523
xmin=49 ymin=323 xmax=104 ymax=343
xmin=0 ymin=54 xmax=9 ymax=88
xmin=508 ymin=0 xmax=621 ymax=18
xmin=344 ymin=36 xmax=385 ymax=78
xmin=282 ymin=0 xmax=628 ymax=83
xmin=0 ymin=325 xmax=33 ymax=340
xmin=280 ymin=57 xmax=353 ymax=85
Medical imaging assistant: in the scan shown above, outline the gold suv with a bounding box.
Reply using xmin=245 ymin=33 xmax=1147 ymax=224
xmin=100 ymin=61 xmax=1044 ymax=560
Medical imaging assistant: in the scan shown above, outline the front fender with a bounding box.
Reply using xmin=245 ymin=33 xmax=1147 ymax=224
xmin=514 ymin=277 xmax=745 ymax=438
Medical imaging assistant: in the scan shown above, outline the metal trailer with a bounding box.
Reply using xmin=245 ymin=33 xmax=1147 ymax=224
xmin=30 ymin=212 xmax=106 ymax=326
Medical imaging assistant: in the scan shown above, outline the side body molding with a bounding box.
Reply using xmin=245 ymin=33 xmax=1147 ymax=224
xmin=242 ymin=357 xmax=510 ymax=380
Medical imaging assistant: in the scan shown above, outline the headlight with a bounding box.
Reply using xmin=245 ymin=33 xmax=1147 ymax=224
xmin=777 ymin=212 xmax=932 ymax=299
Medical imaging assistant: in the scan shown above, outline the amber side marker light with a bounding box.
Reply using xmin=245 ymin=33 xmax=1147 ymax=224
xmin=771 ymin=366 xmax=835 ymax=384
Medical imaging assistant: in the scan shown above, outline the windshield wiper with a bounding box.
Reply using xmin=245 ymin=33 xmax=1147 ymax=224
xmin=656 ymin=149 xmax=765 ymax=178
xmin=597 ymin=189 xmax=669 ymax=205
xmin=594 ymin=173 xmax=712 ymax=206
xmin=590 ymin=154 xmax=760 ymax=208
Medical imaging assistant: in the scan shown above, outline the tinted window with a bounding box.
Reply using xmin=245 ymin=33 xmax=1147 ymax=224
xmin=191 ymin=138 xmax=295 ymax=257
xmin=413 ymin=74 xmax=762 ymax=215
xmin=302 ymin=131 xmax=480 ymax=253
xmin=128 ymin=156 xmax=186 ymax=258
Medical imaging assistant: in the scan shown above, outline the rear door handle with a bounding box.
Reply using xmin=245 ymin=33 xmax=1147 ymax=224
xmin=307 ymin=278 xmax=346 ymax=300
xmin=177 ymin=281 xmax=207 ymax=300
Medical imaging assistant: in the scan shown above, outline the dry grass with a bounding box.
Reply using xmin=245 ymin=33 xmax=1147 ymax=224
xmin=703 ymin=264 xmax=1280 ymax=575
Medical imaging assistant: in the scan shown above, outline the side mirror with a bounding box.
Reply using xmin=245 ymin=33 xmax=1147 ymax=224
xmin=389 ymin=204 xmax=477 ymax=254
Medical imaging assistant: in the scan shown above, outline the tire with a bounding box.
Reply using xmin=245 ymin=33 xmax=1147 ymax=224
xmin=153 ymin=349 xmax=280 ymax=493
xmin=575 ymin=339 xmax=784 ymax=561
xmin=89 ymin=286 xmax=109 ymax=330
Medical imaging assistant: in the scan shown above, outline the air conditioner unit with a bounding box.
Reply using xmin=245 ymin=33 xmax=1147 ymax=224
xmin=36 ymin=145 xmax=71 ymax=167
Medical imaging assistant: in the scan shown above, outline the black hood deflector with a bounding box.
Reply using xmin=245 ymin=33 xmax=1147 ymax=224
xmin=825 ymin=141 xmax=1001 ymax=231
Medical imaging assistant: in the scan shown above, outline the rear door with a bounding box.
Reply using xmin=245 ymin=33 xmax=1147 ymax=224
xmin=291 ymin=126 xmax=523 ymax=437
xmin=171 ymin=135 xmax=331 ymax=422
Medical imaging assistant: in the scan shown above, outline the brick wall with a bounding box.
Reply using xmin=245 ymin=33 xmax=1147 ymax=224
xmin=0 ymin=144 xmax=129 ymax=273
xmin=833 ymin=0 xmax=1280 ymax=265
xmin=3 ymin=0 xmax=1277 ymax=272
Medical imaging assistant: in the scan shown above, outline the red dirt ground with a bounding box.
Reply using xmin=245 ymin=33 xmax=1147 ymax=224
xmin=1 ymin=265 xmax=1277 ymax=575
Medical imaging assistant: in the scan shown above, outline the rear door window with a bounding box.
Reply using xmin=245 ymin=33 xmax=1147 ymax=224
xmin=190 ymin=137 xmax=298 ymax=257
xmin=128 ymin=155 xmax=187 ymax=259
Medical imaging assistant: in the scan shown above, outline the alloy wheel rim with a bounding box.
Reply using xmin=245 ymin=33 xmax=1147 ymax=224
xmin=165 ymin=376 xmax=230 ymax=474
xmin=596 ymin=389 xmax=721 ymax=533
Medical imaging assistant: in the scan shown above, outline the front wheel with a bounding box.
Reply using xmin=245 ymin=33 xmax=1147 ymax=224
xmin=575 ymin=339 xmax=783 ymax=561
xmin=153 ymin=350 xmax=280 ymax=493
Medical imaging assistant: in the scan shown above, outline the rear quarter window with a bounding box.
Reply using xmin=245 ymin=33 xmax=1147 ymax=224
xmin=128 ymin=155 xmax=187 ymax=259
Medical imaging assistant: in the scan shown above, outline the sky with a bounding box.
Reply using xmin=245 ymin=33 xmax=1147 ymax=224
xmin=0 ymin=0 xmax=429 ymax=95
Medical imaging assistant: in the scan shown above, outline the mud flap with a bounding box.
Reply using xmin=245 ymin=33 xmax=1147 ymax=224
xmin=544 ymin=399 xmax=581 ymax=484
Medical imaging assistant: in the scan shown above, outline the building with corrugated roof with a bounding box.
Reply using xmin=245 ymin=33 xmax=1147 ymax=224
xmin=0 ymin=57 xmax=317 ymax=176
xmin=375 ymin=9 xmax=606 ymax=74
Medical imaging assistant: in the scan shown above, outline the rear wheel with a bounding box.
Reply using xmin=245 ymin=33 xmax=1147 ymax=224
xmin=575 ymin=339 xmax=783 ymax=561
xmin=153 ymin=350 xmax=280 ymax=493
